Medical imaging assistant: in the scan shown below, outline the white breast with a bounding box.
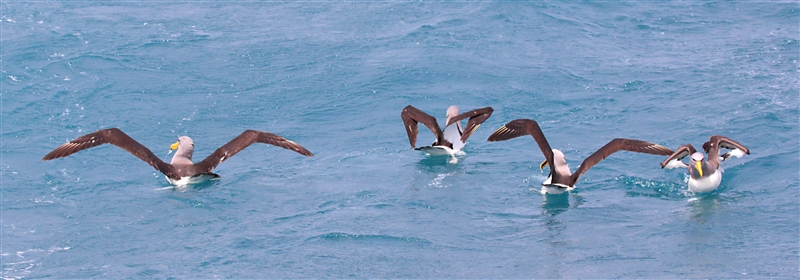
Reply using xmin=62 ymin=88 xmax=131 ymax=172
xmin=687 ymin=170 xmax=722 ymax=193
xmin=165 ymin=174 xmax=219 ymax=186
xmin=540 ymin=184 xmax=574 ymax=195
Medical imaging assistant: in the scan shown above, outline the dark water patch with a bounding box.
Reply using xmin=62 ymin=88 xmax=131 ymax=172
xmin=136 ymin=268 xmax=161 ymax=278
xmin=273 ymin=206 xmax=337 ymax=223
xmin=199 ymin=256 xmax=223 ymax=267
xmin=311 ymin=232 xmax=431 ymax=244
xmin=404 ymin=201 xmax=436 ymax=210
xmin=621 ymin=80 xmax=645 ymax=92
xmin=367 ymin=203 xmax=394 ymax=209
xmin=273 ymin=212 xmax=308 ymax=223
xmin=164 ymin=195 xmax=218 ymax=211
xmin=316 ymin=199 xmax=339 ymax=210
xmin=485 ymin=211 xmax=536 ymax=220
xmin=536 ymin=7 xmax=581 ymax=27
xmin=231 ymin=237 xmax=267 ymax=249
xmin=554 ymin=66 xmax=590 ymax=83
xmin=577 ymin=252 xmax=656 ymax=262
xmin=403 ymin=24 xmax=436 ymax=40
xmin=777 ymin=38 xmax=798 ymax=49
xmin=437 ymin=18 xmax=469 ymax=29
xmin=69 ymin=54 xmax=127 ymax=71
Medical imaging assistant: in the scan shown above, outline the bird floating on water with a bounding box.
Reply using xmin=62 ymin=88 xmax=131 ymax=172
xmin=401 ymin=105 xmax=493 ymax=163
xmin=43 ymin=128 xmax=313 ymax=186
xmin=487 ymin=119 xmax=674 ymax=194
xmin=660 ymin=135 xmax=749 ymax=193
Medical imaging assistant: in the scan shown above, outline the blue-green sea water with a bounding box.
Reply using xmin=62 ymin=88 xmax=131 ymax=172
xmin=2 ymin=1 xmax=798 ymax=278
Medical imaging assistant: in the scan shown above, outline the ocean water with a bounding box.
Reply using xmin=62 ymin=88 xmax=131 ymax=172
xmin=2 ymin=1 xmax=798 ymax=278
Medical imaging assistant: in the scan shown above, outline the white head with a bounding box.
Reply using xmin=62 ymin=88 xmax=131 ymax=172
xmin=689 ymin=152 xmax=706 ymax=178
xmin=540 ymin=149 xmax=572 ymax=176
xmin=445 ymin=106 xmax=460 ymax=124
xmin=690 ymin=152 xmax=705 ymax=162
xmin=551 ymin=149 xmax=568 ymax=166
xmin=170 ymin=136 xmax=195 ymax=164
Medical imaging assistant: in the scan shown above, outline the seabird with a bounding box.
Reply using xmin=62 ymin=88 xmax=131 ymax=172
xmin=43 ymin=128 xmax=313 ymax=186
xmin=487 ymin=119 xmax=674 ymax=194
xmin=401 ymin=105 xmax=493 ymax=162
xmin=660 ymin=135 xmax=749 ymax=193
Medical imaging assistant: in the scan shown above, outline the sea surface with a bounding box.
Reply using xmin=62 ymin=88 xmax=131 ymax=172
xmin=2 ymin=1 xmax=798 ymax=278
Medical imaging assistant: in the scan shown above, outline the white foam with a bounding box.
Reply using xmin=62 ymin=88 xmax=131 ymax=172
xmin=428 ymin=173 xmax=449 ymax=188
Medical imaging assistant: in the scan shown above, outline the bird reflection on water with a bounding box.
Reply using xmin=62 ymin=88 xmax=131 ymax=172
xmin=687 ymin=192 xmax=724 ymax=224
xmin=412 ymin=155 xmax=467 ymax=190
xmin=415 ymin=154 xmax=466 ymax=169
xmin=539 ymin=191 xmax=585 ymax=278
xmin=541 ymin=192 xmax=571 ymax=217
xmin=540 ymin=190 xmax=584 ymax=217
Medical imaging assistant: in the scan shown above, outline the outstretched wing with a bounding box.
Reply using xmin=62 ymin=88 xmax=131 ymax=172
xmin=703 ymin=135 xmax=749 ymax=167
xmin=400 ymin=105 xmax=446 ymax=148
xmin=446 ymin=106 xmax=493 ymax=143
xmin=194 ymin=130 xmax=313 ymax=173
xmin=659 ymin=144 xmax=697 ymax=169
xmin=572 ymin=138 xmax=674 ymax=183
xmin=42 ymin=128 xmax=175 ymax=177
xmin=487 ymin=119 xmax=557 ymax=176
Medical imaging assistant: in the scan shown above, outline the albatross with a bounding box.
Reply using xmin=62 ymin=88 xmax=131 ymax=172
xmin=660 ymin=135 xmax=749 ymax=193
xmin=487 ymin=119 xmax=674 ymax=194
xmin=43 ymin=128 xmax=313 ymax=186
xmin=401 ymin=105 xmax=493 ymax=162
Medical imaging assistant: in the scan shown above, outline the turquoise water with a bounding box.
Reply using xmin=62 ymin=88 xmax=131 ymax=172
xmin=2 ymin=2 xmax=798 ymax=278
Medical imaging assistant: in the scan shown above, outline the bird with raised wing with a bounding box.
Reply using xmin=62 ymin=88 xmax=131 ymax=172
xmin=488 ymin=119 xmax=674 ymax=194
xmin=660 ymin=135 xmax=749 ymax=193
xmin=43 ymin=128 xmax=313 ymax=186
xmin=401 ymin=105 xmax=493 ymax=162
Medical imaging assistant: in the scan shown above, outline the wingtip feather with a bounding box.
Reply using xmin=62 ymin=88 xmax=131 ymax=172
xmin=487 ymin=125 xmax=520 ymax=142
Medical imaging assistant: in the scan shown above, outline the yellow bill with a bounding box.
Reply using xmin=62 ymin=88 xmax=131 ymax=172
xmin=170 ymin=141 xmax=179 ymax=150
xmin=695 ymin=161 xmax=703 ymax=177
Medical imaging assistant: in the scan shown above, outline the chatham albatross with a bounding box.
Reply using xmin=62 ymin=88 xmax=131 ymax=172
xmin=660 ymin=135 xmax=749 ymax=193
xmin=401 ymin=105 xmax=493 ymax=162
xmin=487 ymin=119 xmax=674 ymax=194
xmin=43 ymin=128 xmax=313 ymax=185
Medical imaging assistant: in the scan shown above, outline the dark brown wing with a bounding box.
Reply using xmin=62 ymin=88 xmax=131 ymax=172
xmin=660 ymin=144 xmax=697 ymax=168
xmin=702 ymin=135 xmax=749 ymax=168
xmin=487 ymin=119 xmax=557 ymax=176
xmin=42 ymin=128 xmax=175 ymax=177
xmin=446 ymin=107 xmax=493 ymax=143
xmin=400 ymin=105 xmax=446 ymax=148
xmin=571 ymin=138 xmax=674 ymax=183
xmin=194 ymin=130 xmax=313 ymax=173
